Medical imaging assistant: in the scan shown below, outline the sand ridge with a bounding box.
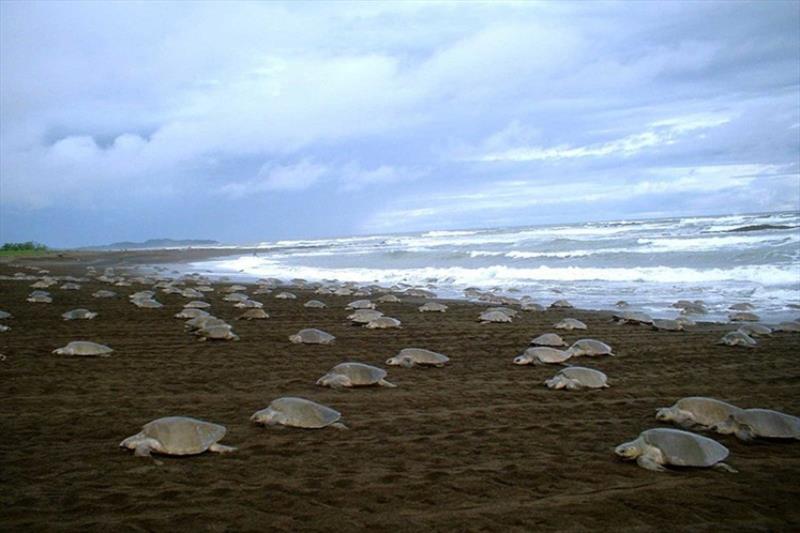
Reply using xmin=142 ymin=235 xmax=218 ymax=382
xmin=1 ymin=255 xmax=799 ymax=531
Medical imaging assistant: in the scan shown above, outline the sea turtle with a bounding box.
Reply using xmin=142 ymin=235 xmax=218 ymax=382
xmin=614 ymin=428 xmax=736 ymax=472
xmin=419 ymin=302 xmax=448 ymax=313
xmin=774 ymin=321 xmax=800 ymax=332
xmin=554 ymin=318 xmax=587 ymax=331
xmin=317 ymin=362 xmax=397 ymax=389
xmin=530 ymin=333 xmax=567 ymax=347
xmin=181 ymin=288 xmax=204 ymax=299
xmin=0 ymin=325 xmax=11 ymax=332
xmin=568 ymin=339 xmax=615 ymax=357
xmin=729 ymin=312 xmax=759 ymax=322
xmin=545 ymin=367 xmax=609 ymax=390
xmin=304 ymin=300 xmax=327 ymax=309
xmin=237 ymin=309 xmax=270 ymax=320
xmin=652 ymin=319 xmax=684 ymax=332
xmin=365 ymin=317 xmax=402 ymax=329
xmin=135 ymin=298 xmax=164 ymax=308
xmin=736 ymin=324 xmax=772 ymax=337
xmin=675 ymin=316 xmax=696 ymax=327
xmin=385 ymin=348 xmax=449 ymax=368
xmin=513 ymin=347 xmax=572 ymax=365
xmin=60 ymin=282 xmax=81 ymax=290
xmin=223 ymin=293 xmax=249 ymax=302
xmin=275 ymin=292 xmax=297 ymax=300
xmin=61 ymin=308 xmax=98 ymax=321
xmin=347 ymin=299 xmax=375 ymax=310
xmin=130 ymin=290 xmax=155 ymax=300
xmin=251 ymin=397 xmax=347 ymax=429
xmin=613 ymin=310 xmax=653 ymax=325
xmin=521 ymin=303 xmax=545 ymax=312
xmin=486 ymin=307 xmax=518 ymax=318
xmin=234 ymin=299 xmax=263 ymax=309
xmin=712 ymin=409 xmax=800 ymax=441
xmin=0 ymin=310 xmax=12 ymax=319
xmin=289 ymin=328 xmax=335 ymax=344
xmin=92 ymin=290 xmax=117 ymax=299
xmin=224 ymin=285 xmax=248 ymax=293
xmin=195 ymin=325 xmax=240 ymax=341
xmin=175 ymin=308 xmax=210 ymax=319
xmin=184 ymin=301 xmax=211 ymax=309
xmin=729 ymin=303 xmax=755 ymax=311
xmin=185 ymin=316 xmax=228 ymax=331
xmin=27 ymin=293 xmax=52 ymax=303
xmin=656 ymin=397 xmax=743 ymax=429
xmin=53 ymin=341 xmax=113 ymax=356
xmin=479 ymin=310 xmax=512 ymax=323
xmin=550 ymin=299 xmax=574 ymax=309
xmin=377 ymin=294 xmax=401 ymax=303
xmin=718 ymin=331 xmax=757 ymax=348
xmin=348 ymin=309 xmax=384 ymax=324
xmin=120 ymin=416 xmax=236 ymax=457
xmin=615 ymin=300 xmax=629 ymax=308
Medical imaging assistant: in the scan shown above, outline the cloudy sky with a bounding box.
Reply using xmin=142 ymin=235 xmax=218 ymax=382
xmin=1 ymin=1 xmax=798 ymax=247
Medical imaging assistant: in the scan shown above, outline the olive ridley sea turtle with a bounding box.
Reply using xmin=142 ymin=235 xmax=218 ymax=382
xmin=251 ymin=397 xmax=347 ymax=429
xmin=656 ymin=397 xmax=743 ymax=429
xmin=120 ymin=416 xmax=236 ymax=457
xmin=53 ymin=341 xmax=113 ymax=356
xmin=545 ymin=367 xmax=609 ymax=390
xmin=615 ymin=428 xmax=736 ymax=472
xmin=385 ymin=348 xmax=449 ymax=368
xmin=317 ymin=362 xmax=397 ymax=389
xmin=712 ymin=409 xmax=800 ymax=441
xmin=289 ymin=328 xmax=335 ymax=344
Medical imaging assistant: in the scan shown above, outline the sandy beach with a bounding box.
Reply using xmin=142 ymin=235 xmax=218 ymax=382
xmin=1 ymin=251 xmax=799 ymax=531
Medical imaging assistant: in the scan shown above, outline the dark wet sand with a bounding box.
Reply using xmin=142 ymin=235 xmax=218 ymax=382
xmin=1 ymin=252 xmax=799 ymax=531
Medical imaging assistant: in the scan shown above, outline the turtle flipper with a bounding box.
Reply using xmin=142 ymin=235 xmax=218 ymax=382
xmin=636 ymin=456 xmax=666 ymax=472
xmin=378 ymin=379 xmax=397 ymax=388
xmin=330 ymin=422 xmax=349 ymax=430
xmin=209 ymin=443 xmax=237 ymax=454
xmin=713 ymin=462 xmax=738 ymax=473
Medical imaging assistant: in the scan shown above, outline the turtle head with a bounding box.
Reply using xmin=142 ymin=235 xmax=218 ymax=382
xmin=614 ymin=439 xmax=642 ymax=460
xmin=250 ymin=408 xmax=278 ymax=426
xmin=316 ymin=373 xmax=350 ymax=389
xmin=655 ymin=407 xmax=676 ymax=422
xmin=545 ymin=376 xmax=567 ymax=389
xmin=513 ymin=354 xmax=531 ymax=365
xmin=288 ymin=334 xmax=302 ymax=344
xmin=385 ymin=356 xmax=400 ymax=366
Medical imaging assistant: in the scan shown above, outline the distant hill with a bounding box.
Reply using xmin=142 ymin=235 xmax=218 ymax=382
xmin=80 ymin=238 xmax=221 ymax=250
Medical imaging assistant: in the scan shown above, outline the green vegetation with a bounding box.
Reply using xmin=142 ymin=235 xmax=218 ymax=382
xmin=0 ymin=241 xmax=51 ymax=257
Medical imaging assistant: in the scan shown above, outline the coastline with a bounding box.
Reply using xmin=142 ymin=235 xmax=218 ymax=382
xmin=1 ymin=250 xmax=799 ymax=530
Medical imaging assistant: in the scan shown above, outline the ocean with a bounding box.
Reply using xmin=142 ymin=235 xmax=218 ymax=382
xmin=184 ymin=211 xmax=800 ymax=323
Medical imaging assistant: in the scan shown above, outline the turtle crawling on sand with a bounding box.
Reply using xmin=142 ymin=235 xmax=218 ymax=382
xmin=712 ymin=409 xmax=800 ymax=441
xmin=385 ymin=348 xmax=449 ymax=368
xmin=568 ymin=339 xmax=614 ymax=357
xmin=652 ymin=319 xmax=684 ymax=332
xmin=195 ymin=325 xmax=240 ymax=341
xmin=365 ymin=317 xmax=402 ymax=329
xmin=251 ymin=397 xmax=347 ymax=429
xmin=554 ymin=318 xmax=587 ymax=331
xmin=175 ymin=308 xmax=210 ymax=319
xmin=289 ymin=328 xmax=335 ymax=344
xmin=62 ymin=308 xmax=98 ymax=321
xmin=317 ymin=362 xmax=397 ymax=389
xmin=718 ymin=331 xmax=757 ymax=347
xmin=656 ymin=397 xmax=743 ymax=429
xmin=304 ymin=300 xmax=327 ymax=309
xmin=479 ymin=310 xmax=512 ymax=323
xmin=513 ymin=347 xmax=572 ymax=365
xmin=615 ymin=428 xmax=736 ymax=473
xmin=237 ymin=309 xmax=269 ymax=320
xmin=120 ymin=416 xmax=236 ymax=457
xmin=530 ymin=333 xmax=567 ymax=347
xmin=550 ymin=299 xmax=573 ymax=309
xmin=419 ymin=302 xmax=448 ymax=313
xmin=53 ymin=341 xmax=113 ymax=356
xmin=545 ymin=367 xmax=609 ymax=390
